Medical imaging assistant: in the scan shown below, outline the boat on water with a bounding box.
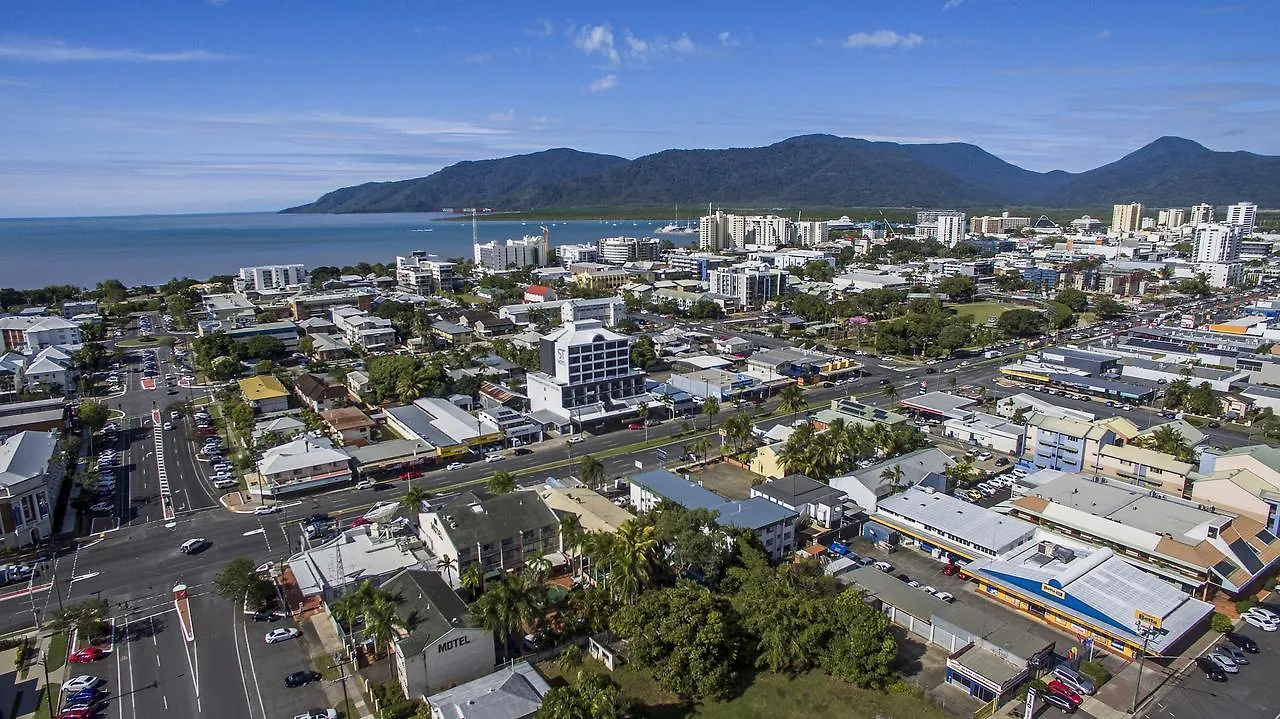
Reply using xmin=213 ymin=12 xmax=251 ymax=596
xmin=655 ymin=204 xmax=697 ymax=234
xmin=411 ymin=228 xmax=434 ymax=232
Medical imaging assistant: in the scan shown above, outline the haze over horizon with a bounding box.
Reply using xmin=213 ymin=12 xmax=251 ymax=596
xmin=2 ymin=0 xmax=1279 ymax=217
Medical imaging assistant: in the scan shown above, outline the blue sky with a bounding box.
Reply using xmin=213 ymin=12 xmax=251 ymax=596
xmin=1 ymin=0 xmax=1277 ymax=216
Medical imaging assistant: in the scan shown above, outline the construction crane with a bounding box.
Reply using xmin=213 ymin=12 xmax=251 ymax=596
xmin=878 ymin=210 xmax=896 ymax=240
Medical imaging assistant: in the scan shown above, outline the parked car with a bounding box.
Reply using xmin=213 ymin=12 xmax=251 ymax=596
xmin=1046 ymin=679 xmax=1082 ymax=706
xmin=354 ymin=479 xmax=376 ymax=489
xmin=1039 ymin=692 xmax=1076 ymax=714
xmin=265 ymin=627 xmax=301 ymax=644
xmin=251 ymin=609 xmax=282 ymax=622
xmin=1225 ymin=632 xmax=1260 ymax=653
xmin=61 ymin=676 xmax=101 ymax=693
xmin=284 ymin=670 xmax=321 ymax=687
xmin=253 ymin=505 xmax=281 ymax=515
xmin=1207 ymin=651 xmax=1240 ymax=674
xmin=1242 ymin=611 xmax=1279 ymax=632
xmin=934 ymin=591 xmax=955 ymax=603
xmin=1216 ymin=644 xmax=1250 ymax=665
xmin=566 ymin=435 xmax=585 ymax=444
xmin=293 ymin=710 xmax=338 ymax=719
xmin=1195 ymin=656 xmax=1228 ymax=682
xmin=1051 ymin=665 xmax=1096 ymax=696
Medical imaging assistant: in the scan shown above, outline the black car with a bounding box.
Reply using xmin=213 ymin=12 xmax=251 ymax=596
xmin=512 ymin=448 xmax=533 ymax=456
xmin=284 ymin=670 xmax=321 ymax=688
xmin=1195 ymin=656 xmax=1228 ymax=682
xmin=1225 ymin=632 xmax=1260 ymax=653
xmin=1040 ymin=692 xmax=1076 ymax=714
xmin=306 ymin=513 xmax=330 ymax=525
xmin=895 ymin=573 xmax=911 ymax=583
xmin=251 ymin=609 xmax=281 ymax=622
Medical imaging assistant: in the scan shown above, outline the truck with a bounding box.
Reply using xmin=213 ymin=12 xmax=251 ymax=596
xmin=983 ymin=349 xmax=1003 ymax=359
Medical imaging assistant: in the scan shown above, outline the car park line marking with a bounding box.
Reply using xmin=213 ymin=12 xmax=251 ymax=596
xmin=242 ymin=528 xmax=265 ymax=536
xmin=70 ymin=572 xmax=100 ymax=583
xmin=235 ymin=606 xmax=268 ymax=719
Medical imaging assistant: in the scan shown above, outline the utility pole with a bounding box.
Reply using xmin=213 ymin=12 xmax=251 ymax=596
xmin=1129 ymin=620 xmax=1156 ymax=714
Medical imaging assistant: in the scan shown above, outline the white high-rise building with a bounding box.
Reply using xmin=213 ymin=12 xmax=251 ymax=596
xmin=525 ymin=319 xmax=647 ymax=428
xmin=1193 ymin=223 xmax=1241 ymax=263
xmin=1190 ymin=204 xmax=1214 ymax=225
xmin=237 ymin=264 xmax=308 ymax=291
xmin=709 ymin=262 xmax=789 ymax=308
xmin=699 ymin=210 xmax=731 ymax=251
xmin=556 ymin=243 xmax=599 ymax=266
xmin=1225 ymin=202 xmax=1258 ymax=237
xmin=700 ymin=210 xmax=799 ymax=250
xmin=1111 ymin=203 xmax=1143 ymax=235
xmin=1158 ymin=208 xmax=1186 ymax=229
xmin=473 ymin=236 xmax=546 ymax=269
xmin=935 ymin=213 xmax=967 ymax=246
xmin=596 ymin=236 xmax=661 ymax=265
xmin=395 ymin=252 xmax=458 ymax=294
xmin=796 ymin=221 xmax=828 ymax=247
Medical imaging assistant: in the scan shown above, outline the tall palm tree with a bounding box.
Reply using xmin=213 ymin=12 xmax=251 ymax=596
xmin=722 ymin=414 xmax=753 ymax=452
xmin=524 ymin=553 xmax=552 ymax=582
xmin=882 ymin=382 xmax=898 ymax=400
xmin=460 ymin=564 xmax=485 ymax=598
xmin=472 ymin=574 xmax=544 ymax=659
xmin=559 ymin=515 xmax=585 ymax=573
xmin=776 ymin=423 xmax=815 ymax=477
xmin=436 ymin=554 xmax=457 ymax=587
xmin=690 ymin=437 xmax=713 ymax=465
xmin=779 ymin=384 xmax=807 ymax=423
xmin=362 ymin=594 xmax=404 ymax=657
xmin=702 ymin=396 xmax=720 ymax=430
xmin=400 ymin=485 xmax=429 ymax=517
xmin=488 ymin=470 xmax=517 ymax=495
xmin=608 ymin=521 xmax=658 ymax=602
xmin=330 ymin=592 xmax=364 ymax=636
xmin=637 ymin=402 xmax=651 ymax=440
xmin=578 ymin=455 xmax=605 ymax=489
xmin=395 ymin=372 xmax=426 ymax=403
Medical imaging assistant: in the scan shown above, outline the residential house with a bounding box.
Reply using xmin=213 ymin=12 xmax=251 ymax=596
xmin=431 ymin=321 xmax=473 ymax=346
xmin=750 ymin=474 xmax=847 ymax=529
xmin=830 ymin=447 xmax=954 ymax=513
xmin=1096 ymin=443 xmax=1194 ymax=495
xmin=238 ymin=376 xmax=290 ymax=414
xmin=331 ymin=306 xmax=397 ymax=351
xmin=523 ymin=285 xmax=557 ymax=304
xmin=293 ymin=373 xmax=348 ymax=412
xmin=251 ymin=416 xmax=306 ymax=444
xmin=320 ymin=407 xmax=376 ymax=447
xmin=253 ymin=435 xmax=352 ymax=497
xmin=426 ymin=663 xmax=549 ymax=719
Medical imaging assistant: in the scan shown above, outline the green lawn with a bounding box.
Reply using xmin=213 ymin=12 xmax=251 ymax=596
xmin=33 ymin=683 xmax=56 ymax=719
xmin=538 ymin=660 xmax=949 ymax=719
xmin=947 ymin=301 xmax=1009 ymax=326
xmin=46 ymin=632 xmax=67 ymax=672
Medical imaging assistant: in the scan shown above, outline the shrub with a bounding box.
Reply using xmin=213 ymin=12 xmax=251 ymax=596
xmin=1015 ymin=679 xmax=1048 ymax=701
xmin=1211 ymin=612 xmax=1234 ymax=633
xmin=1078 ymin=661 xmax=1111 ymax=687
xmin=1235 ymin=598 xmax=1257 ymax=614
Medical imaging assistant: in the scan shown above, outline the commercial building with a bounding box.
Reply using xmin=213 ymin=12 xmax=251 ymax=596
xmin=1194 ymin=223 xmax=1241 ymax=263
xmin=396 ymin=252 xmax=460 ymax=294
xmin=1096 ymin=443 xmax=1195 ymax=495
xmin=596 ymin=236 xmax=660 ymax=264
xmin=499 ymin=297 xmax=626 ymax=328
xmin=748 ymin=249 xmax=834 ymax=269
xmin=289 ymin=288 xmax=376 ymax=320
xmin=1020 ymin=414 xmax=1120 ymax=473
xmin=570 ymin=263 xmax=629 ymax=290
xmin=417 ymin=490 xmax=560 ymax=578
xmin=812 ymin=397 xmax=908 ymax=430
xmin=384 ymin=398 xmax=502 ymax=460
xmin=666 ymin=368 xmax=758 ymax=402
xmin=0 ymin=431 xmax=62 ymax=548
xmin=556 ymin=243 xmax=598 ymax=266
xmin=237 ymin=264 xmax=308 ymax=292
xmin=474 ymin=236 xmax=547 ymax=270
xmin=201 ymin=292 xmax=259 ymax=324
xmin=666 ymin=251 xmax=733 ymax=280
xmin=866 ymin=486 xmax=1036 ymax=561
xmin=59 ymin=300 xmax=98 ymax=319
xmin=828 ymin=447 xmax=954 ymax=513
xmin=970 ymin=213 xmax=1030 ymax=235
xmin=382 ymin=569 xmax=495 ymax=700
xmin=745 ymin=347 xmax=858 ymax=383
xmin=941 ymin=412 xmax=1025 ymax=455
xmin=238 ymin=375 xmax=290 ymax=414
xmin=628 ymin=468 xmax=799 ymax=560
xmin=1225 ymin=201 xmax=1258 ymax=237
xmin=254 ymin=435 xmax=353 ymax=497
xmin=1009 ymin=472 xmax=1280 ymax=597
xmin=426 ymin=662 xmax=549 ymax=719
xmin=525 ymin=320 xmax=647 ymax=430
xmin=213 ymin=320 xmax=301 ymax=351
xmin=0 ymin=398 xmax=65 ymax=437
xmin=289 ymin=527 xmax=422 ymax=601
xmin=331 ymin=306 xmax=396 ymax=351
xmin=1111 ymin=203 xmax=1144 ymax=234
xmin=1119 ymin=357 xmax=1245 ymax=392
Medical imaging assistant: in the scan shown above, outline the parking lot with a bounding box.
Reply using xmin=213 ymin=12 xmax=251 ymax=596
xmin=1140 ymin=613 xmax=1280 ymax=719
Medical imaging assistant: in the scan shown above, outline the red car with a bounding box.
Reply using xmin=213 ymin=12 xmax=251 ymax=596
xmin=348 ymin=517 xmax=371 ymax=528
xmin=68 ymin=647 xmax=106 ymax=663
xmin=1047 ymin=679 xmax=1082 ymax=706
xmin=942 ymin=563 xmax=961 ymax=576
xmin=59 ymin=709 xmax=93 ymax=719
xmin=399 ymin=470 xmax=423 ymax=481
xmin=627 ymin=423 xmax=643 ymax=430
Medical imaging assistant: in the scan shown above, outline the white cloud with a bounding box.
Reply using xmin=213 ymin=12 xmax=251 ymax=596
xmin=464 ymin=52 xmax=492 ymax=63
xmin=670 ymin=34 xmax=697 ymax=54
xmin=1095 ymin=29 xmax=1113 ymax=41
xmin=943 ymin=0 xmax=965 ymax=10
xmin=573 ymin=23 xmax=619 ymax=64
xmin=587 ymin=74 xmax=618 ymax=92
xmin=0 ymin=39 xmax=232 ymax=62
xmin=527 ymin=18 xmax=555 ymax=38
xmin=624 ymin=33 xmax=650 ymax=57
xmin=718 ymin=31 xmax=741 ymax=48
xmin=486 ymin=110 xmax=515 ymax=122
xmin=843 ymin=30 xmax=925 ymax=50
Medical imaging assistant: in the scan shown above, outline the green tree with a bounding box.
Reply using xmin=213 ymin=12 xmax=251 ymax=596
xmin=487 ymin=470 xmax=517 ymax=495
xmin=460 ymin=564 xmax=485 ymax=597
xmin=577 ymin=455 xmax=605 ymax=489
xmin=1054 ymin=288 xmax=1089 ymax=312
xmin=51 ymin=598 xmax=111 ymax=642
xmin=997 ymin=308 xmax=1047 ymax=338
xmin=937 ymin=275 xmax=978 ymax=303
xmin=243 ymin=334 xmax=286 ymax=360
xmin=701 ymin=395 xmax=720 ymax=430
xmin=630 ymin=335 xmax=658 ymax=370
xmin=77 ymin=400 xmax=109 ymax=431
xmin=209 ymin=355 xmax=240 ymax=381
xmin=881 ymin=382 xmax=898 ymax=400
xmin=725 ymin=545 xmax=836 ymax=675
xmin=1093 ymin=295 xmax=1127 ymax=319
xmin=213 ymin=557 xmax=273 ymax=607
xmin=362 ymin=594 xmax=406 ymax=657
xmin=401 ymin=484 xmax=429 ymax=516
xmin=536 ymin=674 xmax=626 ymax=719
xmin=471 ymin=573 xmax=544 ymax=658
xmin=821 ymin=588 xmax=898 ymax=688
xmin=611 ymin=582 xmax=743 ymax=700
xmin=1131 ymin=425 xmax=1193 ymax=462
xmin=646 ymin=506 xmax=730 ymax=581
xmin=943 ymin=456 xmax=977 ymax=492
xmin=778 ymin=384 xmax=807 ymax=422
xmin=1047 ymin=301 xmax=1077 ymax=330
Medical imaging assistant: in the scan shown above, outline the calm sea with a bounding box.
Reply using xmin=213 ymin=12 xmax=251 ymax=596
xmin=0 ymin=212 xmax=674 ymax=289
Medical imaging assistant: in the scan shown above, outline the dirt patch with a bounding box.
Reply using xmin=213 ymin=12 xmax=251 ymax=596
xmin=686 ymin=461 xmax=760 ymax=500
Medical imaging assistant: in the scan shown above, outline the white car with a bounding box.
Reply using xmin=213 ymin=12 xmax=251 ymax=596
xmin=873 ymin=561 xmax=894 ymax=573
xmin=921 ymin=586 xmax=937 ymax=595
xmin=484 ymin=453 xmax=505 ymax=463
xmin=354 ymin=479 xmax=376 ymax=490
xmin=88 ymin=502 xmax=113 ymax=513
xmin=62 ymin=675 xmax=101 ymax=693
xmin=170 ymin=411 xmax=180 ymax=419
xmin=253 ymin=505 xmax=280 ymax=515
xmin=1245 ymin=606 xmax=1279 ymax=622
xmin=934 ymin=592 xmax=955 ymax=603
xmin=266 ymin=627 xmax=302 ymax=644
xmin=565 ymin=435 xmax=585 ymax=444
xmin=1241 ymin=612 xmax=1278 ymax=632
xmin=179 ymin=538 xmax=208 ymax=554
xmin=294 ymin=710 xmax=338 ymax=719
xmin=163 ymin=422 xmax=173 ymax=431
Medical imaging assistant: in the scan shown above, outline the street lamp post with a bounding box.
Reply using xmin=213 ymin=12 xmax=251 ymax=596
xmin=1129 ymin=621 xmax=1157 ymax=714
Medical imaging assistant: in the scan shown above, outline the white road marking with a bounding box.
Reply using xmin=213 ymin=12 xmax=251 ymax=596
xmin=70 ymin=572 xmax=100 ymax=583
xmin=242 ymin=528 xmax=265 ymax=536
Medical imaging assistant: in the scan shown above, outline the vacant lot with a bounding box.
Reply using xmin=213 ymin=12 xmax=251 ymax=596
xmin=947 ymin=301 xmax=1008 ymax=326
xmin=687 ymin=461 xmax=757 ymax=499
xmin=538 ymin=660 xmax=951 ymax=719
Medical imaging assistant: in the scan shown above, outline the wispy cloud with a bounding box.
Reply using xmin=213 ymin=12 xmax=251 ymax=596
xmin=1095 ymin=29 xmax=1113 ymax=41
xmin=573 ymin=23 xmax=619 ymax=64
xmin=486 ymin=110 xmax=515 ymax=122
xmin=526 ymin=18 xmax=555 ymax=38
xmin=464 ymin=52 xmax=491 ymax=64
xmin=587 ymin=74 xmax=618 ymax=92
xmin=718 ymin=31 xmax=741 ymax=48
xmin=943 ymin=0 xmax=965 ymax=10
xmin=843 ymin=30 xmax=925 ymax=50
xmin=0 ymin=39 xmax=232 ymax=63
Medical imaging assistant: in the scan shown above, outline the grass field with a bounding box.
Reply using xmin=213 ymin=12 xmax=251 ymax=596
xmin=948 ymin=301 xmax=1009 ymax=326
xmin=46 ymin=632 xmax=67 ymax=672
xmin=538 ymin=659 xmax=949 ymax=719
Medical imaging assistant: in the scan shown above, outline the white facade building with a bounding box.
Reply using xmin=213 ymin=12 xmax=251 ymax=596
xmin=525 ymin=320 xmax=646 ymax=427
xmin=556 ymin=243 xmax=599 ymax=266
xmin=0 ymin=317 xmax=82 ymax=353
xmin=474 ymin=236 xmax=547 ymax=269
xmin=396 ymin=252 xmax=458 ymax=294
xmin=796 ymin=220 xmax=828 ymax=247
xmin=709 ymin=262 xmax=789 ymax=307
xmin=331 ymin=306 xmax=397 ymax=351
xmin=0 ymin=431 xmax=63 ymax=548
xmin=1225 ymin=202 xmax=1258 ymax=237
xmin=237 ymin=264 xmax=308 ymax=292
xmin=596 ymin=236 xmax=661 ymax=265
xmin=499 ymin=297 xmax=626 ymax=328
xmin=1193 ymin=223 xmax=1241 ymax=263
xmin=1190 ymin=203 xmax=1215 ymax=225
xmin=1196 ymin=262 xmax=1243 ymax=289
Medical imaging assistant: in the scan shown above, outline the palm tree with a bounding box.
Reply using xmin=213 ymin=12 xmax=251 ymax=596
xmin=578 ymin=455 xmax=605 ymax=489
xmin=330 ymin=592 xmax=364 ymax=637
xmin=488 ymin=470 xmax=517 ymax=495
xmin=394 ymin=372 xmax=426 ymax=403
xmin=436 ymin=554 xmax=457 ymax=587
xmin=721 ymin=414 xmax=753 ymax=452
xmin=362 ymin=594 xmax=404 ymax=657
xmin=524 ymin=553 xmax=552 ymax=582
xmin=882 ymin=382 xmax=899 ymax=400
xmin=471 ymin=574 xmax=544 ymax=659
xmin=777 ymin=423 xmax=816 ymax=477
xmin=702 ymin=395 xmax=720 ymax=430
xmin=637 ymin=402 xmax=651 ymax=440
xmin=460 ymin=564 xmax=485 ymax=598
xmin=608 ymin=521 xmax=658 ymax=602
xmin=779 ymin=384 xmax=807 ymax=422
xmin=691 ymin=437 xmax=713 ymax=465
xmin=880 ymin=465 xmax=905 ymax=494
xmin=400 ymin=484 xmax=429 ymax=526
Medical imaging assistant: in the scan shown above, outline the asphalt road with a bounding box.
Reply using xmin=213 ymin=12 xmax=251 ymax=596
xmin=1140 ymin=624 xmax=1280 ymax=719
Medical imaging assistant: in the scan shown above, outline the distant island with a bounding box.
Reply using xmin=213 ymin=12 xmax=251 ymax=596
xmin=282 ymin=134 xmax=1280 ymax=215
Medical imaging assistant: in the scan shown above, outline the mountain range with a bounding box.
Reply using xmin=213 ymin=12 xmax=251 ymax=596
xmin=282 ymin=135 xmax=1280 ymax=214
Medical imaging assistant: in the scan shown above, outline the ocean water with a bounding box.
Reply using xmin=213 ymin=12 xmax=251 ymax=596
xmin=0 ymin=212 xmax=674 ymax=289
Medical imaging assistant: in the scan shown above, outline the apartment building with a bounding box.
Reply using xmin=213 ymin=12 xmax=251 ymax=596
xmin=970 ymin=213 xmax=1030 ymax=235
xmin=381 ymin=569 xmax=495 ymax=700
xmin=570 ymin=264 xmax=629 ymax=290
xmin=1190 ymin=203 xmax=1215 ymax=224
xmin=0 ymin=431 xmax=63 ymax=548
xmin=796 ymin=220 xmax=828 ymax=247
xmin=289 ymin=288 xmax=377 ymax=320
xmin=1021 ymin=413 xmax=1119 ymax=473
xmin=0 ymin=317 xmax=82 ymax=353
xmin=417 ymin=490 xmax=559 ymax=576
xmin=1111 ymin=203 xmax=1144 ymax=235
xmin=596 ymin=236 xmax=660 ymax=265
xmin=499 ymin=297 xmax=626 ymax=328
xmin=708 ymin=262 xmax=788 ymax=308
xmin=556 ymin=243 xmax=599 ymax=266
xmin=331 ymin=306 xmax=396 ymax=351
xmin=473 ymin=236 xmax=547 ymax=270
xmin=1194 ymin=223 xmax=1241 ymax=263
xmin=916 ymin=210 xmax=967 ymax=245
xmin=525 ymin=320 xmax=646 ymax=429
xmin=395 ymin=252 xmax=459 ymax=294
xmin=1225 ymin=202 xmax=1257 ymax=237
xmin=237 ymin=264 xmax=308 ymax=292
